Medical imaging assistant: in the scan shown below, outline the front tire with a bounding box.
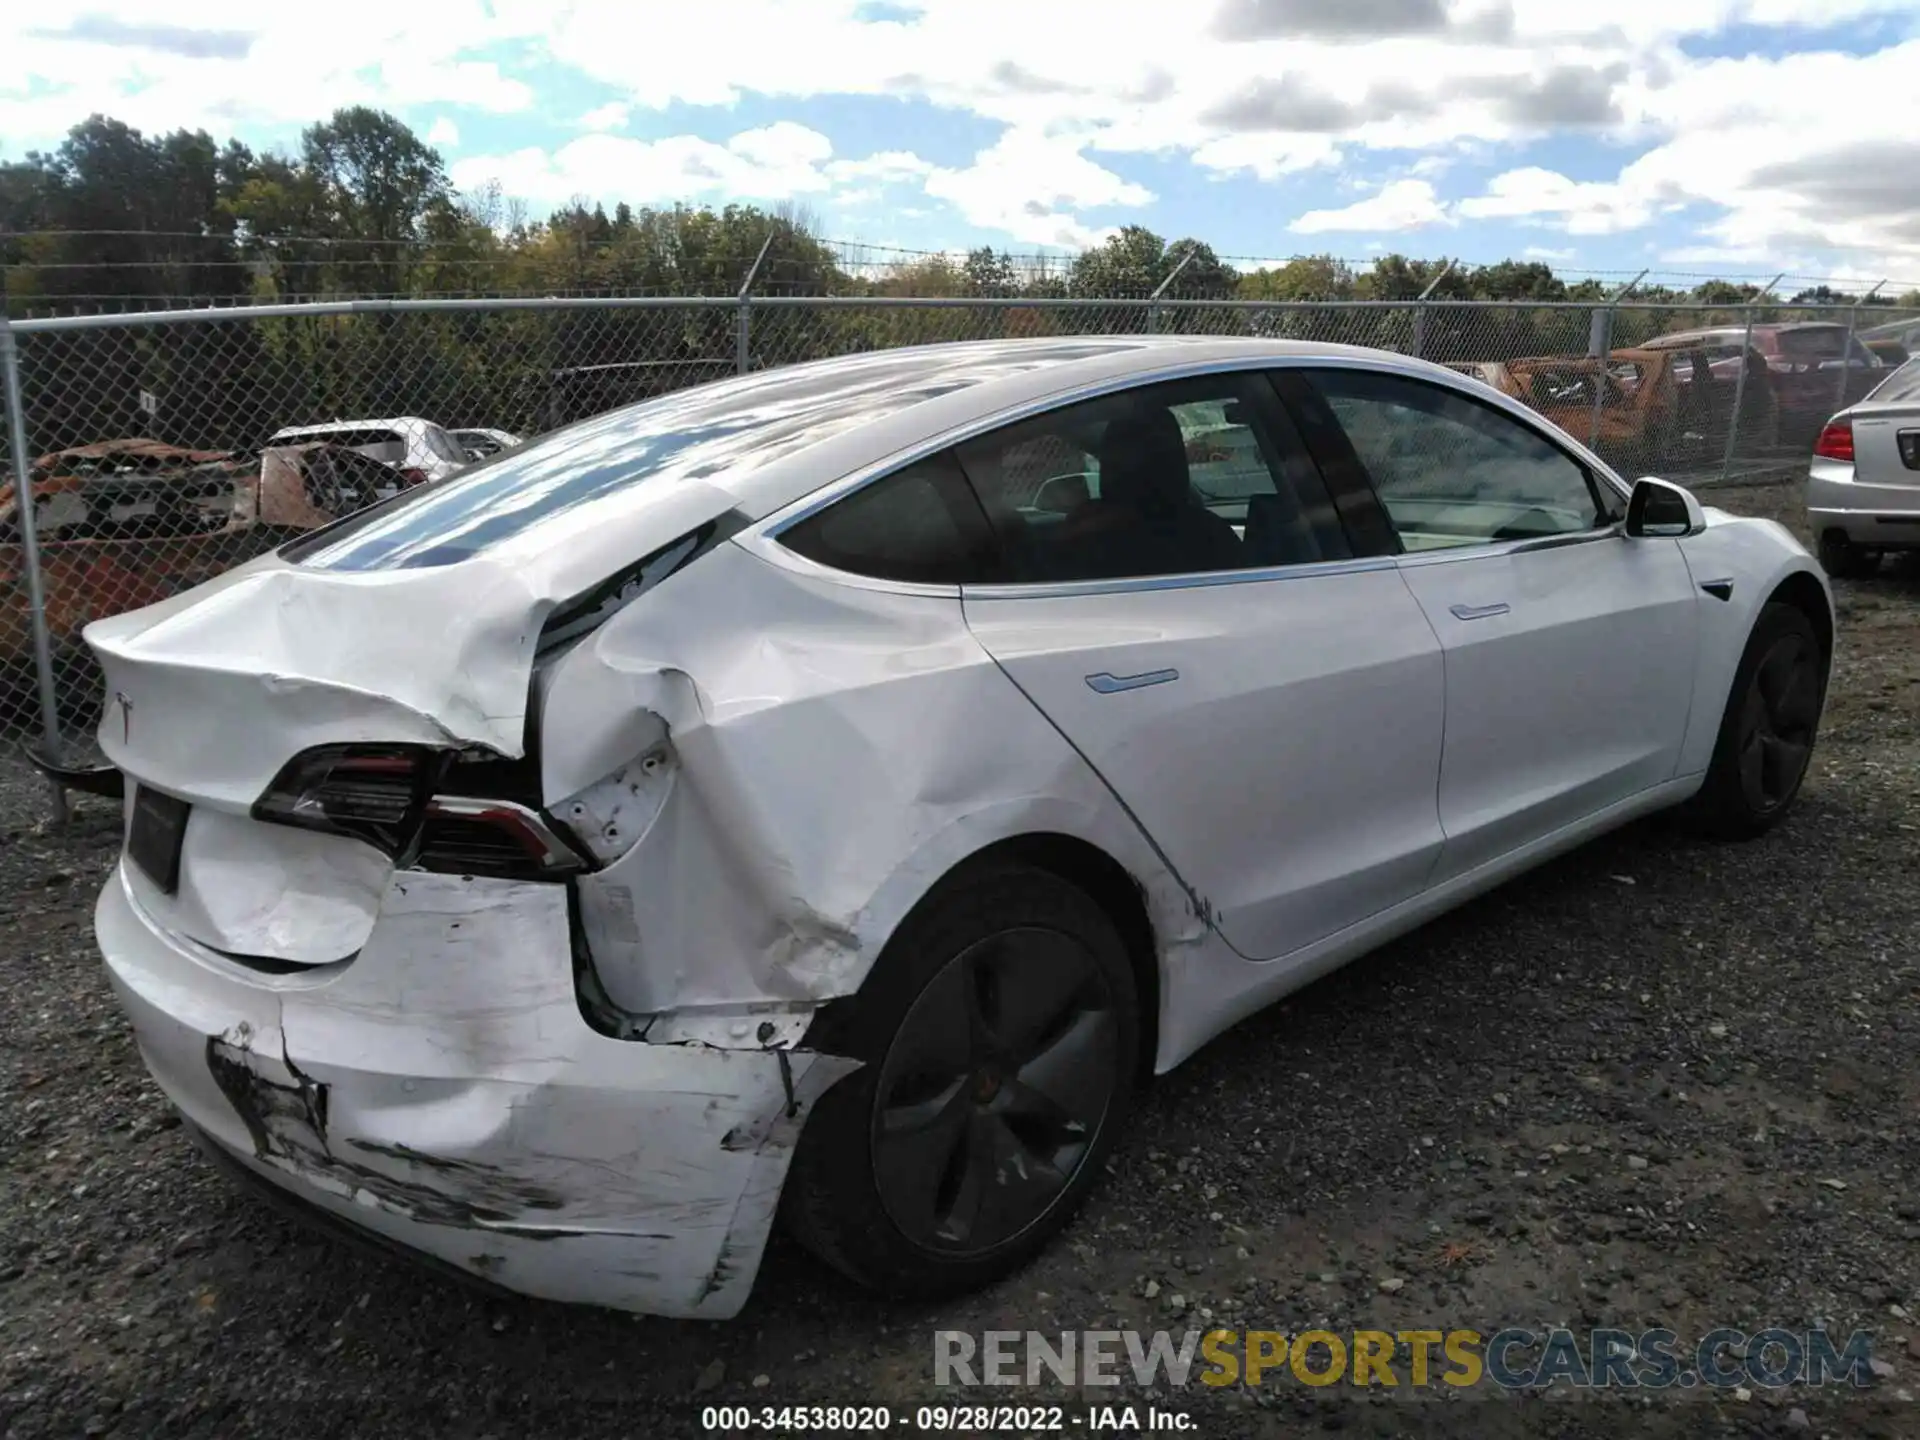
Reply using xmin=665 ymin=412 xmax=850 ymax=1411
xmin=1683 ymin=601 xmax=1824 ymax=839
xmin=783 ymin=864 xmax=1140 ymax=1299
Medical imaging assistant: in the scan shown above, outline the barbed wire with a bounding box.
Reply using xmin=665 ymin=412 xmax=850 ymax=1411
xmin=4 ymin=227 xmax=1917 ymax=296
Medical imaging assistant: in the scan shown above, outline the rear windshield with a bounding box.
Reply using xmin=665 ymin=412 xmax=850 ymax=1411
xmin=1777 ymin=327 xmax=1848 ymax=359
xmin=421 ymin=425 xmax=467 ymax=464
xmin=1868 ymin=357 xmax=1920 ymax=404
xmin=281 ymin=428 xmax=407 ymax=464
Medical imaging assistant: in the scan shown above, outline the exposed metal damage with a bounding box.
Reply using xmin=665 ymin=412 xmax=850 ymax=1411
xmin=100 ymin=868 xmax=860 ymax=1317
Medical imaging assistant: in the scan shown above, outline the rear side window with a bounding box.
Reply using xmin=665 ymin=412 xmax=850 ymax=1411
xmin=953 ymin=372 xmax=1352 ymax=584
xmin=779 ymin=452 xmax=998 ymax=585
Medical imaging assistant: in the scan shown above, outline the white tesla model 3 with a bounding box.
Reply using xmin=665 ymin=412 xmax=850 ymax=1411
xmin=86 ymin=337 xmax=1831 ymax=1318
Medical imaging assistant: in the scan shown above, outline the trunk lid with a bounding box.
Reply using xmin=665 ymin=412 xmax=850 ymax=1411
xmin=1848 ymin=402 xmax=1920 ymax=489
xmin=86 ymin=475 xmax=742 ymax=967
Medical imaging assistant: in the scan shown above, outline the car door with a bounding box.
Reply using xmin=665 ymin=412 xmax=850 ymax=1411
xmin=953 ymin=370 xmax=1446 ymax=963
xmin=1289 ymin=366 xmax=1699 ymax=886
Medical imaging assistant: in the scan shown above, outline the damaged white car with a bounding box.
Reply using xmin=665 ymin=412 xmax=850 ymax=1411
xmin=88 ymin=337 xmax=1832 ymax=1319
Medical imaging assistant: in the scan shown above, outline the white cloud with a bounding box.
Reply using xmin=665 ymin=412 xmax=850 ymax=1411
xmin=577 ymin=101 xmax=630 ymax=132
xmin=1291 ymin=179 xmax=1454 ymax=234
xmin=1523 ymin=245 xmax=1576 ymax=261
xmin=0 ymin=2 xmax=538 ymax=141
xmin=923 ymin=129 xmax=1153 ymax=247
xmin=825 ymin=150 xmax=937 ymax=185
xmin=8 ymin=0 xmax=1920 ymax=267
xmin=426 ymin=116 xmax=460 ymax=147
xmin=451 ymin=123 xmax=842 ymax=207
xmin=1457 ymin=167 xmax=1662 ymax=236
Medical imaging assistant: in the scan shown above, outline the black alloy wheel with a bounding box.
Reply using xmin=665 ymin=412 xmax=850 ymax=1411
xmin=869 ymin=927 xmax=1119 ymax=1256
xmin=782 ymin=864 xmax=1141 ymax=1298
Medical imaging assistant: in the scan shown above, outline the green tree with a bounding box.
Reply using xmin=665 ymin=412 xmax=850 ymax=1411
xmin=961 ymin=246 xmax=1018 ymax=296
xmin=1068 ymin=225 xmax=1168 ymax=296
xmin=1466 ymin=260 xmax=1565 ymax=302
xmin=1236 ymin=254 xmax=1358 ymax=301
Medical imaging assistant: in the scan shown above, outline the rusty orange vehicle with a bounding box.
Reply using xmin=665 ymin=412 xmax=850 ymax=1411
xmin=2 ymin=438 xmax=419 ymax=730
xmin=1445 ymin=348 xmax=1684 ymax=471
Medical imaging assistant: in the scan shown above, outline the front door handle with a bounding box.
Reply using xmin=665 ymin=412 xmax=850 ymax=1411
xmin=1085 ymin=669 xmax=1179 ymax=694
xmin=1449 ymin=602 xmax=1511 ymax=621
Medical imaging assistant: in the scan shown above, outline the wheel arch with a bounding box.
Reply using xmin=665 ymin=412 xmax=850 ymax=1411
xmin=805 ymin=830 xmax=1164 ymax=1084
xmin=1765 ymin=567 xmax=1834 ymax=674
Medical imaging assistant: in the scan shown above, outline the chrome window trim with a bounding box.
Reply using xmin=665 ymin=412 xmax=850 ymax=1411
xmin=1390 ymin=521 xmax=1627 ymax=571
xmin=961 ymin=553 xmax=1400 ymax=602
xmin=731 ymin=350 xmax=1631 ymax=596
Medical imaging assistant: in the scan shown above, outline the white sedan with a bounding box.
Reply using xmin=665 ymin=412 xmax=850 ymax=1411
xmin=86 ymin=337 xmax=1831 ymax=1319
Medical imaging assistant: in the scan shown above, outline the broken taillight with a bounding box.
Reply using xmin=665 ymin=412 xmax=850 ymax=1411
xmin=1813 ymin=420 xmax=1854 ymax=462
xmin=252 ymin=744 xmax=430 ymax=852
xmin=253 ymin=744 xmax=587 ymax=879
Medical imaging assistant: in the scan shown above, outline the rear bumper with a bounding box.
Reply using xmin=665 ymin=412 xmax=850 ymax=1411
xmin=1808 ymin=466 xmax=1920 ymax=547
xmin=96 ymin=863 xmax=855 ymax=1318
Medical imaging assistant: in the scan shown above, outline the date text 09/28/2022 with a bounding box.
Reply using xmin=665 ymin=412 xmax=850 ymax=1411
xmin=699 ymin=1405 xmax=1196 ymax=1431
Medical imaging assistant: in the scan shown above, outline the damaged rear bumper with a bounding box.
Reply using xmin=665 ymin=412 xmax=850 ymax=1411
xmin=96 ymin=864 xmax=855 ymax=1319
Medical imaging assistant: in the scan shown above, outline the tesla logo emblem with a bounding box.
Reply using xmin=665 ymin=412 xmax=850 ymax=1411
xmin=114 ymin=691 xmax=133 ymax=744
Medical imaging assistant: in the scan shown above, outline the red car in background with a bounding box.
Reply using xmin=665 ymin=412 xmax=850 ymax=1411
xmin=1640 ymin=321 xmax=1886 ymax=446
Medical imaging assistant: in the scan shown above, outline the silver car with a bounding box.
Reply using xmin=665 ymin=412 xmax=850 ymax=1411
xmin=88 ymin=338 xmax=1829 ymax=1319
xmin=1808 ymin=357 xmax=1920 ymax=577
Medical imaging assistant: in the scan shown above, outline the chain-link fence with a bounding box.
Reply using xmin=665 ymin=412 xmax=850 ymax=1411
xmin=4 ymin=293 xmax=1914 ymax=769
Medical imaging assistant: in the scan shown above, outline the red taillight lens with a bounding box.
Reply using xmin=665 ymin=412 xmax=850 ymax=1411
xmin=1814 ymin=421 xmax=1854 ymax=462
xmin=399 ymin=467 xmax=429 ymax=485
xmin=253 ymin=744 xmax=587 ymax=879
xmin=252 ymin=744 xmax=430 ymax=852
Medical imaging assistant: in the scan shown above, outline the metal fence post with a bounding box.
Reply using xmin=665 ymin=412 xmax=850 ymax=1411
xmin=0 ymin=317 xmax=69 ymax=824
xmin=1835 ymin=281 xmax=1883 ymax=416
xmin=737 ymin=232 xmax=775 ymax=376
xmin=1409 ymin=260 xmax=1455 ymax=360
xmin=1718 ymin=304 xmax=1761 ymax=482
xmin=1588 ymin=269 xmax=1647 ymax=453
xmin=1146 ymin=245 xmax=1197 ymax=336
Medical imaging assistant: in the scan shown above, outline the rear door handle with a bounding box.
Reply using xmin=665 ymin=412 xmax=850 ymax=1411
xmin=1085 ymin=669 xmax=1179 ymax=694
xmin=1449 ymin=602 xmax=1511 ymax=621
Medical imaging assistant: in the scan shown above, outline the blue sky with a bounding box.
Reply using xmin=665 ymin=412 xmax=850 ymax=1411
xmin=6 ymin=1 xmax=1920 ymax=285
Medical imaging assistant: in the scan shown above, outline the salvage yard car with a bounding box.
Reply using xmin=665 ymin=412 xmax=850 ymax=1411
xmin=1446 ymin=349 xmax=1681 ymax=472
xmin=3 ymin=441 xmax=258 ymax=684
xmin=449 ymin=426 xmax=523 ymax=461
xmin=266 ymin=416 xmax=469 ymax=482
xmin=4 ymin=439 xmax=417 ymax=782
xmin=86 ymin=337 xmax=1833 ymax=1320
xmin=1806 ymin=355 xmax=1920 ymax=577
xmin=1641 ymin=322 xmax=1885 ymax=447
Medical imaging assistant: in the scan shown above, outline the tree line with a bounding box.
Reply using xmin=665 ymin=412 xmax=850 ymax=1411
xmin=2 ymin=109 xmax=1912 ymax=453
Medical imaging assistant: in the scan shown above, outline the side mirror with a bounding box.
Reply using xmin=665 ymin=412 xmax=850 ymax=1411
xmin=1625 ymin=476 xmax=1706 ymax=539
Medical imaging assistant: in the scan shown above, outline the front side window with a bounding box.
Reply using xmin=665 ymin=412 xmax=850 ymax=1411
xmin=1305 ymin=369 xmax=1611 ymax=551
xmin=953 ymin=373 xmax=1350 ymax=583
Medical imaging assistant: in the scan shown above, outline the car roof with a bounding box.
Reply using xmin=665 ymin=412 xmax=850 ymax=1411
xmin=270 ymin=417 xmax=439 ymax=438
xmin=1861 ymin=317 xmax=1920 ymax=340
xmin=287 ymin=336 xmax=1530 ymax=575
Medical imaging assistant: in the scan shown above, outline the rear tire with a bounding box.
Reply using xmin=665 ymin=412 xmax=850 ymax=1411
xmin=1818 ymin=530 xmax=1879 ymax=580
xmin=783 ymin=864 xmax=1140 ymax=1299
xmin=1682 ymin=601 xmax=1824 ymax=839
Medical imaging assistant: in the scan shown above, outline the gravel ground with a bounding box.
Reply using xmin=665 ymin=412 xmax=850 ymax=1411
xmin=4 ymin=480 xmax=1919 ymax=1438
